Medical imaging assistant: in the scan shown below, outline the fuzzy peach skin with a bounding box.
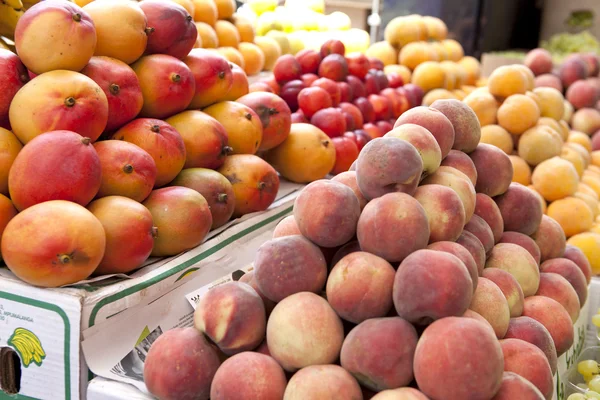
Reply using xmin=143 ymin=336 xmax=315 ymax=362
xmin=491 ymin=372 xmax=545 ymax=400
xmin=504 ymin=316 xmax=558 ymax=374
xmin=1 ymin=200 xmax=106 ymax=287
xmin=421 ymin=166 xmax=476 ymax=222
xmin=9 ymin=70 xmax=108 ymax=144
xmin=474 ymin=193 xmax=504 ymax=243
xmin=500 ymin=339 xmax=553 ymax=400
xmin=414 ymin=184 xmax=465 ymax=243
xmin=522 ymin=296 xmax=574 ymax=356
xmin=486 ymin=243 xmax=540 ymax=297
xmin=283 ymin=364 xmax=362 ymax=400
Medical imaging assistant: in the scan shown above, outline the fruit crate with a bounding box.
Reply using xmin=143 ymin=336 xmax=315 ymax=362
xmin=0 ymin=182 xmax=302 ymax=400
xmin=562 ymin=346 xmax=600 ymax=397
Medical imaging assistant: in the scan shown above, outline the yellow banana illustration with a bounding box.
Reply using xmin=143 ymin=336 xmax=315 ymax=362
xmin=8 ymin=328 xmax=46 ymax=367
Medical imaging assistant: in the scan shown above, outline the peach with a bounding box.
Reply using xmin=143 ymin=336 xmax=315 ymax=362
xmin=83 ymin=0 xmax=148 ymax=64
xmin=267 ymin=292 xmax=343 ymax=371
xmin=524 ymin=49 xmax=553 ymax=76
xmin=414 ymin=317 xmax=504 ymax=400
xmin=547 ymin=196 xmax=594 ymax=237
xmin=422 ymin=166 xmax=477 ymax=222
xmin=1 ymin=200 xmax=106 ymax=287
xmin=194 ymin=282 xmax=265 ymax=354
xmin=394 ymin=249 xmax=473 ymax=324
xmin=583 ymin=53 xmax=600 ymax=75
xmin=143 ymin=186 xmax=212 ymax=256
xmin=468 ymin=143 xmax=513 ymax=196
xmin=204 ymin=101 xmax=262 ymax=155
xmin=414 ymin=184 xmax=465 ymax=243
xmin=371 ymin=388 xmax=429 ymax=400
xmin=184 ymin=49 xmax=233 ymax=108
xmin=486 ymin=242 xmax=540 ymax=297
xmin=357 ymin=193 xmax=429 ymax=262
xmin=431 ymin=99 xmax=480 ymax=153
xmin=144 ymin=327 xmax=221 ymax=400
xmin=540 ymin=258 xmax=587 ymax=306
xmin=341 ymin=317 xmax=418 ymax=391
xmin=531 ymin=215 xmax=566 ymax=262
xmin=283 ymin=365 xmax=361 ymax=400
xmin=494 ymin=183 xmax=543 ymax=235
xmin=560 ymin=56 xmax=588 ymax=88
xmin=210 ymin=352 xmax=286 ymax=400
xmin=522 ymin=296 xmax=574 ymax=356
xmin=81 ymin=56 xmax=143 ymax=132
xmin=170 ymin=168 xmax=235 ymax=230
xmin=217 ymin=154 xmax=279 ymax=217
xmin=93 ymin=140 xmax=156 ymax=202
xmin=132 ymin=54 xmax=195 ymax=119
xmin=140 ymin=0 xmax=196 ymax=60
xmin=534 ymin=74 xmax=563 ymax=92
xmin=571 ymin=107 xmax=600 ymax=134
xmin=165 ymin=110 xmax=229 ymax=169
xmin=483 ymin=268 xmax=524 ymax=318
xmin=236 ymin=92 xmax=291 ymax=151
xmin=0 ymin=50 xmax=29 ymax=130
xmin=465 ymin=215 xmax=495 ymax=254
xmin=254 ymin=235 xmax=327 ymax=302
xmin=439 ymin=149 xmax=477 ymax=186
xmin=272 ymin=215 xmax=301 ymax=239
xmin=537 ymin=272 xmax=580 ymax=322
xmin=238 ymin=271 xmax=276 ymax=316
xmin=9 ymin=70 xmax=108 ymax=144
xmin=504 ymin=316 xmax=557 ymax=375
xmin=331 ymin=171 xmax=368 ymax=210
xmin=492 ymin=372 xmax=545 ymax=400
xmin=474 ymin=193 xmax=504 ymax=243
xmin=428 ymin=241 xmax=479 ymax=292
xmin=567 ymin=232 xmax=600 ymax=275
xmin=385 ymin=124 xmax=442 ymax=179
xmin=265 ymin=123 xmax=336 ymax=183
xmin=112 ymin=118 xmax=186 ymax=187
xmin=327 ymin=251 xmax=395 ymax=323
xmin=456 ymin=230 xmax=486 ymax=275
xmin=394 ymin=106 xmax=455 ymax=158
xmin=355 ymin=137 xmax=423 ymax=200
xmin=15 ymin=1 xmax=96 ymax=74
xmin=9 ymin=130 xmax=101 ymax=211
xmin=499 ymin=232 xmax=541 ymax=265
xmin=88 ymin=196 xmax=155 ymax=275
xmin=563 ymin=244 xmax=593 ymax=283
xmin=567 ymin=80 xmax=599 ymax=110
xmin=497 ymin=94 xmax=540 ymax=135
xmin=469 ymin=277 xmax=511 ymax=339
xmin=500 ymin=339 xmax=553 ymax=400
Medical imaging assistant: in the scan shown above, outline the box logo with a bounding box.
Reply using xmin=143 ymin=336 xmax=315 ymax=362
xmin=8 ymin=327 xmax=46 ymax=368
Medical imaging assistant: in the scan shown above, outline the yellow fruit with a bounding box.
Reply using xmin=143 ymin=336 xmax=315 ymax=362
xmin=487 ymin=65 xmax=528 ymax=98
xmin=463 ymin=92 xmax=498 ymax=126
xmin=480 ymin=125 xmax=513 ymax=154
xmin=547 ymin=197 xmax=594 ymax=237
xmin=366 ymin=41 xmax=398 ymax=67
xmin=384 ymin=65 xmax=411 ymax=85
xmin=561 ymin=145 xmax=586 ymax=177
xmin=568 ymin=131 xmax=593 ymax=152
xmin=532 ymin=87 xmax=565 ymax=120
xmin=422 ymin=89 xmax=457 ymax=106
xmin=532 ymin=157 xmax=579 ymax=201
xmin=509 ymin=155 xmax=532 ymax=185
xmin=567 ymin=232 xmax=600 ymax=274
xmin=399 ymin=41 xmax=435 ymax=70
xmin=411 ymin=61 xmax=446 ymax=93
xmin=441 ymin=39 xmax=463 ymax=62
xmin=497 ymin=94 xmax=540 ymax=135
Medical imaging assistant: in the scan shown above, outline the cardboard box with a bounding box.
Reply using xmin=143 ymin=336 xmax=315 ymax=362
xmin=0 ymin=181 xmax=302 ymax=400
xmin=480 ymin=53 xmax=525 ymax=77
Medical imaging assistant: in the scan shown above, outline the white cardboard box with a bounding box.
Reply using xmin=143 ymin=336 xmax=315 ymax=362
xmin=0 ymin=182 xmax=302 ymax=400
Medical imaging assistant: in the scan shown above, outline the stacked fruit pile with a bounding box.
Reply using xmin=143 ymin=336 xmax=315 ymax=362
xmin=249 ymin=39 xmax=423 ymax=180
xmin=466 ymin=61 xmax=600 ymax=276
xmin=0 ymin=0 xmax=300 ymax=287
xmin=142 ymin=95 xmax=591 ymax=400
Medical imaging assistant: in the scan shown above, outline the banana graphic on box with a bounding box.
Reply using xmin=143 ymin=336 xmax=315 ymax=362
xmin=8 ymin=327 xmax=46 ymax=368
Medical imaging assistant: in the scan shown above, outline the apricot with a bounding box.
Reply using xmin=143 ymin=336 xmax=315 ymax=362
xmin=341 ymin=317 xmax=418 ymax=391
xmin=84 ymin=0 xmax=148 ymax=64
xmin=499 ymin=339 xmax=553 ymax=400
xmin=284 ymin=365 xmax=361 ymax=400
xmin=547 ymin=196 xmax=593 ymax=237
xmin=195 ymin=281 xmax=265 ymax=354
xmin=399 ymin=41 xmax=435 ymax=71
xmin=463 ymin=92 xmax=499 ymax=127
xmin=567 ymin=232 xmax=600 ymax=275
xmin=210 ymin=352 xmax=286 ymax=400
xmin=191 ymin=0 xmax=217 ymax=26
xmin=563 ymin=244 xmax=593 ymax=283
xmin=1 ymin=200 xmax=106 ymax=287
xmin=112 ymin=118 xmax=186 ymax=187
xmin=238 ymin=43 xmax=264 ymax=76
xmin=366 ymin=41 xmax=398 ymax=66
xmin=483 ymin=268 xmax=524 ymax=318
xmin=170 ymin=168 xmax=235 ymax=230
xmin=357 ymin=192 xmax=429 ymax=262
xmin=414 ymin=317 xmax=504 ymax=400
xmin=522 ymin=296 xmax=574 ymax=356
xmin=537 ymin=272 xmax=580 ymax=322
xmin=568 ymin=130 xmax=593 ymax=152
xmin=411 ymin=61 xmax=446 ymax=93
xmin=184 ymin=48 xmax=233 ymax=109
xmin=265 ymin=123 xmax=335 ymax=183
xmin=486 ymin=243 xmax=540 ymax=297
xmin=267 ymin=292 xmax=344 ymax=371
xmin=217 ymin=154 xmax=279 ymax=217
xmin=507 ymin=155 xmax=531 ymax=185
xmin=440 ymin=150 xmax=478 ymax=186
xmin=497 ymin=94 xmax=540 ymax=135
xmin=143 ymin=186 xmax=212 ymax=256
xmin=531 ymin=156 xmax=579 ymax=202
xmin=487 ymin=65 xmax=528 ymax=98
xmin=394 ymin=249 xmax=473 ymax=324
xmin=195 ymin=22 xmax=217 ymax=48
xmin=204 ymin=101 xmax=262 ymax=155
xmin=561 ymin=145 xmax=586 ymax=177
xmin=422 ymin=88 xmax=458 ymax=106
xmin=441 ymin=39 xmax=464 ymax=61
xmin=216 ymin=47 xmax=244 ymax=69
xmin=254 ymin=36 xmax=282 ymax=71
xmin=144 ymin=328 xmax=220 ymax=400
xmin=518 ymin=125 xmax=563 ymax=166
xmin=294 ymin=180 xmax=360 ymax=248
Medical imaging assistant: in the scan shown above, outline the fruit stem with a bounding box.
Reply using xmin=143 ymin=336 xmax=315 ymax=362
xmin=257 ymin=181 xmax=266 ymax=190
xmin=186 ymin=15 xmax=192 ymax=22
xmin=123 ymin=164 xmax=134 ymax=174
xmin=72 ymin=13 xmax=81 ymax=22
xmin=109 ymin=83 xmax=120 ymax=95
xmin=217 ymin=193 xmax=228 ymax=203
xmin=81 ymin=137 xmax=91 ymax=145
xmin=171 ymin=73 xmax=181 ymax=83
xmin=268 ymin=107 xmax=279 ymax=115
xmin=322 ymin=140 xmax=330 ymax=147
xmin=58 ymin=254 xmax=71 ymax=264
xmin=218 ymin=71 xmax=225 ymax=79
xmin=151 ymin=125 xmax=160 ymax=133
xmin=19 ymin=73 xmax=29 ymax=83
xmin=145 ymin=27 xmax=155 ymax=36
xmin=244 ymin=113 xmax=252 ymax=120
xmin=152 ymin=227 xmax=158 ymax=238
xmin=222 ymin=146 xmax=233 ymax=155
xmin=64 ymin=97 xmax=76 ymax=107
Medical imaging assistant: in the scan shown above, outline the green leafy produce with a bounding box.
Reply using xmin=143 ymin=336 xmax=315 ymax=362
xmin=542 ymin=31 xmax=600 ymax=61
